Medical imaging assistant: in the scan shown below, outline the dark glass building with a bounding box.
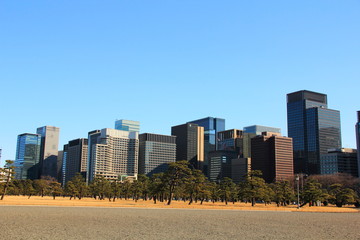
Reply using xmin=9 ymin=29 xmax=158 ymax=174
xmin=208 ymin=150 xmax=237 ymax=182
xmin=356 ymin=111 xmax=360 ymax=178
xmin=63 ymin=138 xmax=88 ymax=184
xmin=138 ymin=133 xmax=176 ymax=176
xmin=15 ymin=133 xmax=41 ymax=180
xmin=171 ymin=123 xmax=204 ymax=169
xmin=287 ymin=90 xmax=341 ymax=175
xmin=320 ymin=148 xmax=358 ymax=177
xmin=187 ymin=117 xmax=225 ymax=175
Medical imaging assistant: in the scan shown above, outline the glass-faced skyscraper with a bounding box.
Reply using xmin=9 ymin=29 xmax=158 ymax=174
xmin=115 ymin=119 xmax=140 ymax=133
xmin=287 ymin=90 xmax=341 ymax=175
xmin=15 ymin=133 xmax=41 ymax=179
xmin=187 ymin=117 xmax=225 ymax=175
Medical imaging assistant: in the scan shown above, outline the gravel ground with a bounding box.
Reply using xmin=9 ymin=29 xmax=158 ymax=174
xmin=0 ymin=206 xmax=359 ymax=240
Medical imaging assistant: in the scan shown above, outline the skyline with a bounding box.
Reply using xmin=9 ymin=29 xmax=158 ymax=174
xmin=1 ymin=1 xmax=359 ymax=165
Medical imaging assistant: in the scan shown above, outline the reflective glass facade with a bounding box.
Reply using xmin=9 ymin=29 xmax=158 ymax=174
xmin=287 ymin=90 xmax=341 ymax=175
xmin=115 ymin=119 xmax=140 ymax=133
xmin=188 ymin=117 xmax=225 ymax=175
xmin=243 ymin=125 xmax=281 ymax=135
xmin=15 ymin=133 xmax=41 ymax=180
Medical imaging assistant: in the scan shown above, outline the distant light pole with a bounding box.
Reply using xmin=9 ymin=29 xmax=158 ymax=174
xmin=296 ymin=174 xmax=300 ymax=209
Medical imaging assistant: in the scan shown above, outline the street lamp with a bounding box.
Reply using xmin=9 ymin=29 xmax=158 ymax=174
xmin=295 ymin=175 xmax=300 ymax=209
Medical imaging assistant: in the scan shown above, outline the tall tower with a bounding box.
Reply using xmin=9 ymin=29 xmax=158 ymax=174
xmin=187 ymin=117 xmax=225 ymax=174
xmin=36 ymin=126 xmax=60 ymax=179
xmin=287 ymin=90 xmax=341 ymax=175
xmin=251 ymin=132 xmax=294 ymax=183
xmin=356 ymin=111 xmax=360 ymax=178
xmin=14 ymin=133 xmax=41 ymax=179
xmin=138 ymin=133 xmax=176 ymax=176
xmin=171 ymin=123 xmax=204 ymax=169
xmin=62 ymin=138 xmax=88 ymax=184
xmin=87 ymin=128 xmax=139 ymax=182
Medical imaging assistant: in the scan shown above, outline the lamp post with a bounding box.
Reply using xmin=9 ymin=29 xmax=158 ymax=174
xmin=296 ymin=174 xmax=300 ymax=209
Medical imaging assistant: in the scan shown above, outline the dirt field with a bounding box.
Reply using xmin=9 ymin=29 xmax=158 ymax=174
xmin=0 ymin=205 xmax=359 ymax=239
xmin=0 ymin=195 xmax=359 ymax=213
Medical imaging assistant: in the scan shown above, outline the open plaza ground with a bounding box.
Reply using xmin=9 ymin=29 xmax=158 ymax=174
xmin=1 ymin=196 xmax=359 ymax=239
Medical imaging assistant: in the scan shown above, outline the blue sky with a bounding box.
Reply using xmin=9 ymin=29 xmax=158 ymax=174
xmin=1 ymin=0 xmax=359 ymax=165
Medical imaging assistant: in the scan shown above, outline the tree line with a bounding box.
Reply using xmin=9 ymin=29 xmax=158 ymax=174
xmin=1 ymin=160 xmax=360 ymax=208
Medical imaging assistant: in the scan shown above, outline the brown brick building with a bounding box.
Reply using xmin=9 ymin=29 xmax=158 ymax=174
xmin=251 ymin=132 xmax=293 ymax=183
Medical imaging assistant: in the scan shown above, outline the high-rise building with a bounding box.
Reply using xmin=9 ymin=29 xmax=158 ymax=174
xmin=320 ymin=148 xmax=358 ymax=177
xmin=218 ymin=129 xmax=255 ymax=158
xmin=208 ymin=150 xmax=237 ymax=182
xmin=251 ymin=132 xmax=293 ymax=183
xmin=287 ymin=90 xmax=341 ymax=175
xmin=187 ymin=117 xmax=225 ymax=174
xmin=243 ymin=125 xmax=281 ymax=135
xmin=356 ymin=111 xmax=360 ymax=178
xmin=63 ymin=138 xmax=88 ymax=184
xmin=138 ymin=133 xmax=176 ymax=176
xmin=171 ymin=123 xmax=204 ymax=169
xmin=37 ymin=126 xmax=60 ymax=179
xmin=87 ymin=128 xmax=139 ymax=182
xmin=115 ymin=119 xmax=140 ymax=133
xmin=14 ymin=133 xmax=41 ymax=180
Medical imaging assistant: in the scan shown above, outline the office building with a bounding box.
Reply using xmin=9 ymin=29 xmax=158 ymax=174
xmin=251 ymin=132 xmax=293 ymax=183
xmin=218 ymin=129 xmax=256 ymax=158
xmin=87 ymin=128 xmax=139 ymax=182
xmin=320 ymin=148 xmax=358 ymax=177
xmin=63 ymin=138 xmax=88 ymax=184
xmin=208 ymin=150 xmax=237 ymax=182
xmin=37 ymin=126 xmax=60 ymax=179
xmin=356 ymin=111 xmax=360 ymax=178
xmin=287 ymin=90 xmax=341 ymax=175
xmin=14 ymin=133 xmax=41 ymax=180
xmin=138 ymin=133 xmax=176 ymax=176
xmin=243 ymin=125 xmax=281 ymax=135
xmin=171 ymin=123 xmax=204 ymax=169
xmin=231 ymin=157 xmax=251 ymax=183
xmin=187 ymin=117 xmax=225 ymax=174
xmin=115 ymin=119 xmax=140 ymax=133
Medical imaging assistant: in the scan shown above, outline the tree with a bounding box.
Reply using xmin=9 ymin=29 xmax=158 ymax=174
xmin=185 ymin=169 xmax=207 ymax=205
xmin=1 ymin=160 xmax=16 ymax=200
xmin=238 ymin=170 xmax=268 ymax=206
xmin=163 ymin=160 xmax=191 ymax=205
xmin=329 ymin=184 xmax=357 ymax=207
xmin=218 ymin=177 xmax=237 ymax=205
xmin=302 ymin=179 xmax=324 ymax=206
xmin=272 ymin=180 xmax=295 ymax=207
xmin=149 ymin=173 xmax=166 ymax=204
xmin=89 ymin=176 xmax=111 ymax=200
xmin=71 ymin=173 xmax=88 ymax=199
xmin=49 ymin=182 xmax=63 ymax=200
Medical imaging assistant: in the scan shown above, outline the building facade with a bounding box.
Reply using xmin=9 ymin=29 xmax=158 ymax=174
xmin=187 ymin=117 xmax=225 ymax=174
xmin=87 ymin=128 xmax=139 ymax=182
xmin=37 ymin=126 xmax=60 ymax=179
xmin=115 ymin=119 xmax=140 ymax=133
xmin=251 ymin=132 xmax=293 ymax=183
xmin=138 ymin=133 xmax=176 ymax=176
xmin=320 ymin=148 xmax=358 ymax=177
xmin=14 ymin=133 xmax=41 ymax=180
xmin=208 ymin=150 xmax=237 ymax=182
xmin=171 ymin=123 xmax=204 ymax=169
xmin=287 ymin=90 xmax=341 ymax=175
xmin=243 ymin=125 xmax=281 ymax=135
xmin=63 ymin=138 xmax=88 ymax=184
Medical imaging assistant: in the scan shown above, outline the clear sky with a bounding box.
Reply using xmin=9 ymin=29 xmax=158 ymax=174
xmin=1 ymin=0 xmax=359 ymax=165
